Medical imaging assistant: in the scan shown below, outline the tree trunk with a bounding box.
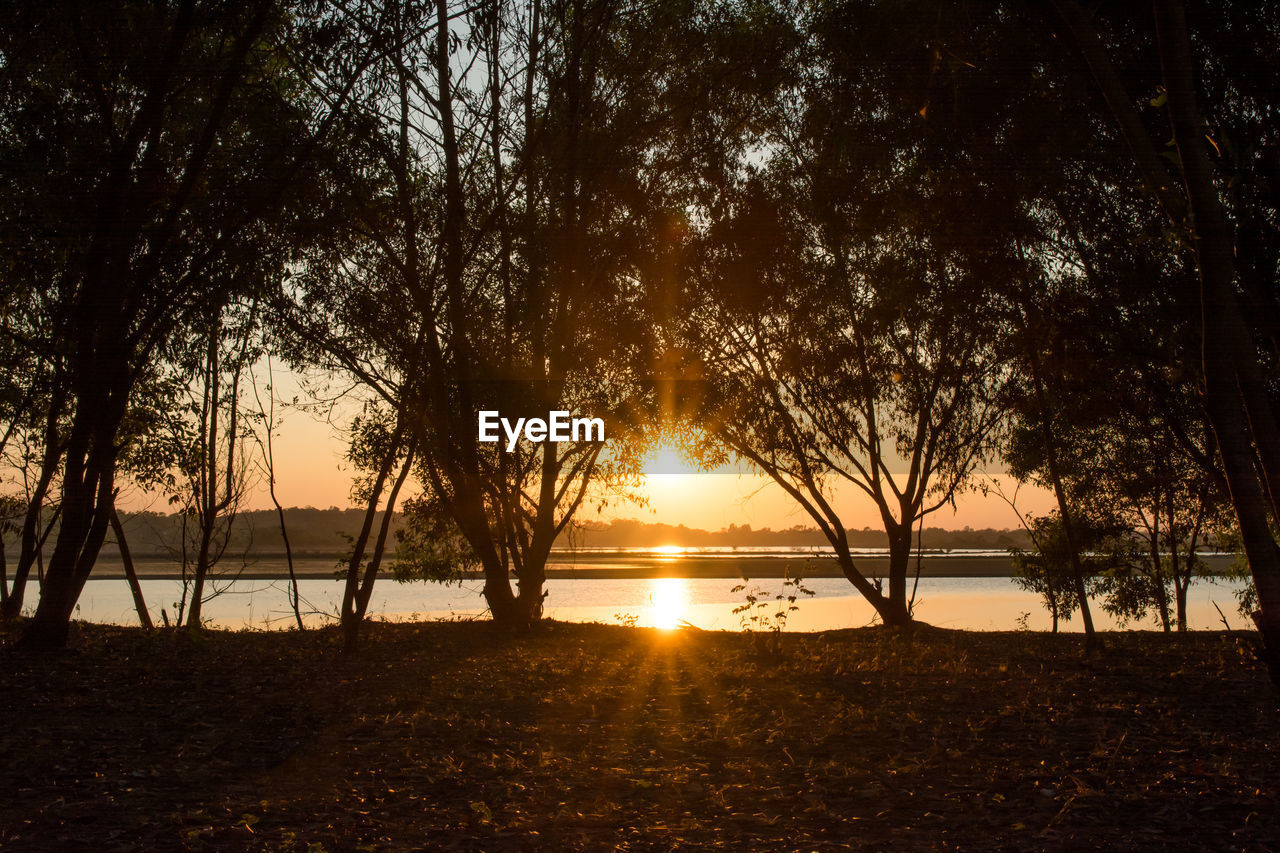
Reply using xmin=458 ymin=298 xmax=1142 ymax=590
xmin=1154 ymin=0 xmax=1280 ymax=680
xmin=1028 ymin=354 xmax=1096 ymax=636
xmin=274 ymin=498 xmax=302 ymax=632
xmin=2 ymin=497 xmax=46 ymax=620
xmin=20 ymin=413 xmax=119 ymax=650
xmin=1151 ymin=505 xmax=1171 ymax=631
xmin=2 ymin=393 xmax=64 ymax=620
xmin=184 ymin=525 xmax=215 ymax=629
xmin=340 ymin=423 xmax=403 ymax=653
xmin=885 ymin=523 xmax=914 ymax=626
xmin=1162 ymin=501 xmax=1179 ymax=632
xmin=1176 ymin=517 xmax=1200 ymax=632
xmin=829 ymin=537 xmax=909 ymax=627
xmin=514 ymin=565 xmax=548 ymax=626
xmin=184 ymin=323 xmax=221 ymax=630
xmin=483 ymin=556 xmax=522 ymax=626
xmin=346 ymin=440 xmax=415 ymax=653
xmin=110 ymin=508 xmax=152 ymax=630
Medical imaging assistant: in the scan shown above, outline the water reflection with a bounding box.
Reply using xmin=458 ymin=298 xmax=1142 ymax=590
xmin=64 ymin=576 xmax=1252 ymax=633
xmin=647 ymin=577 xmax=689 ymax=629
xmin=651 ymin=544 xmax=685 ymax=563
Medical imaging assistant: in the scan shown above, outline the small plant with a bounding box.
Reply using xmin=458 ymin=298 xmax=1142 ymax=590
xmin=731 ymin=568 xmax=814 ymax=653
xmin=614 ymin=611 xmax=639 ymax=628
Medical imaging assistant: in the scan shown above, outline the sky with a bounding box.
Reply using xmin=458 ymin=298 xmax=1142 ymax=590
xmin=177 ymin=383 xmax=1058 ymax=531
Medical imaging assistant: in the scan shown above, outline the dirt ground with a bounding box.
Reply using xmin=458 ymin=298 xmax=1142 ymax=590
xmin=1 ymin=620 xmax=1277 ymax=851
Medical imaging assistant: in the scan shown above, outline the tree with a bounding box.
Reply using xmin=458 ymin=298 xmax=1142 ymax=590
xmin=0 ymin=0 xmax=370 ymax=648
xmin=1051 ymin=0 xmax=1280 ymax=680
xmin=287 ymin=0 xmax=789 ymax=633
xmin=684 ymin=0 xmax=1021 ymax=626
xmin=250 ymin=352 xmax=305 ymax=631
xmin=1011 ymin=511 xmax=1129 ymax=633
xmin=339 ymin=404 xmax=418 ymax=651
xmin=171 ymin=299 xmax=262 ymax=630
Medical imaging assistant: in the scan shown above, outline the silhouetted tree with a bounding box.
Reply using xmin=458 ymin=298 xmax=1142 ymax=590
xmin=0 ymin=0 xmax=371 ymax=648
xmin=1011 ymin=511 xmax=1129 ymax=633
xmin=1051 ymin=0 xmax=1280 ymax=679
xmin=289 ymin=0 xmax=789 ymax=636
xmin=685 ymin=1 xmax=1022 ymax=625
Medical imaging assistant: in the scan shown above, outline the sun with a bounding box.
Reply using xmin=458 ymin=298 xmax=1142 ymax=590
xmin=648 ymin=577 xmax=690 ymax=630
xmin=638 ymin=445 xmax=705 ymax=505
xmin=627 ymin=440 xmax=740 ymax=531
xmin=642 ymin=447 xmax=694 ymax=476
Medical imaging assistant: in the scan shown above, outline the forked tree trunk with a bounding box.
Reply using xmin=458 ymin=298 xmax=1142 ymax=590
xmin=340 ymin=424 xmax=402 ymax=653
xmin=21 ymin=407 xmax=121 ymax=650
xmin=2 ymin=395 xmax=64 ymax=620
xmin=343 ymin=439 xmax=414 ymax=653
xmin=832 ymin=545 xmax=910 ymax=628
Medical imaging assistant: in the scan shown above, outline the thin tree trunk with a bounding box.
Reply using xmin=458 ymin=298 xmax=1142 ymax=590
xmin=908 ymin=517 xmax=924 ymax=616
xmin=0 ymin=532 xmax=8 ymax=607
xmin=261 ymin=355 xmax=303 ymax=631
xmin=1028 ymin=354 xmax=1095 ymax=636
xmin=273 ymin=496 xmax=302 ymax=631
xmin=1177 ymin=499 xmax=1206 ymax=632
xmin=1162 ymin=493 xmax=1179 ymax=632
xmin=348 ymin=440 xmax=415 ymax=652
xmin=341 ymin=423 xmax=403 ymax=652
xmin=2 ymin=391 xmax=64 ymax=620
xmin=110 ymin=507 xmax=152 ymax=629
xmin=1151 ymin=499 xmax=1171 ymax=632
xmin=186 ymin=325 xmax=220 ymax=629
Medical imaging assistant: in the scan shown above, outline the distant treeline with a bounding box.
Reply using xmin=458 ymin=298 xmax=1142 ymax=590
xmin=569 ymin=519 xmax=1033 ymax=551
xmin=109 ymin=508 xmax=400 ymax=559
xmin=105 ymin=509 xmax=1031 ymax=558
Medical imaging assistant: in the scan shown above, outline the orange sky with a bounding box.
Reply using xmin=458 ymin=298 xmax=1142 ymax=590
xmin=112 ymin=361 xmax=1056 ymax=530
xmin=204 ymin=402 xmax=1056 ymax=531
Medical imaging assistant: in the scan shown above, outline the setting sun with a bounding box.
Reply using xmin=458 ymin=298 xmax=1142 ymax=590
xmin=642 ymin=447 xmax=694 ymax=476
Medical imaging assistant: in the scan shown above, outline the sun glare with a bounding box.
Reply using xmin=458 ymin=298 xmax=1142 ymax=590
xmin=648 ymin=577 xmax=690 ymax=630
xmin=642 ymin=447 xmax=692 ymax=476
xmin=653 ymin=544 xmax=685 ymax=556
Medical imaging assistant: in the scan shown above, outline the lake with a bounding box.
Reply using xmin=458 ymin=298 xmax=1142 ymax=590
xmin=62 ymin=573 xmax=1252 ymax=633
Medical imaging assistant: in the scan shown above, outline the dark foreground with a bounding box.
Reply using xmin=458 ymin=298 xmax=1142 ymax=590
xmin=1 ymin=622 xmax=1277 ymax=851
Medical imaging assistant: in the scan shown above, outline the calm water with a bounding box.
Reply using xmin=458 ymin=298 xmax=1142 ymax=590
xmin=60 ymin=574 xmax=1251 ymax=632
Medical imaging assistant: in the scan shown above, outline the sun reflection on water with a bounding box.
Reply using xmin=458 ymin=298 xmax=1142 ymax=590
xmin=648 ymin=577 xmax=690 ymax=629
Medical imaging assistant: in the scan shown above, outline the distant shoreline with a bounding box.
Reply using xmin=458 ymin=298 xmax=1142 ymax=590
xmin=85 ymin=553 xmax=1238 ymax=581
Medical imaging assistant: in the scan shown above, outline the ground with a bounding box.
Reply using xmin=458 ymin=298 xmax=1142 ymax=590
xmin=1 ymin=621 xmax=1277 ymax=851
